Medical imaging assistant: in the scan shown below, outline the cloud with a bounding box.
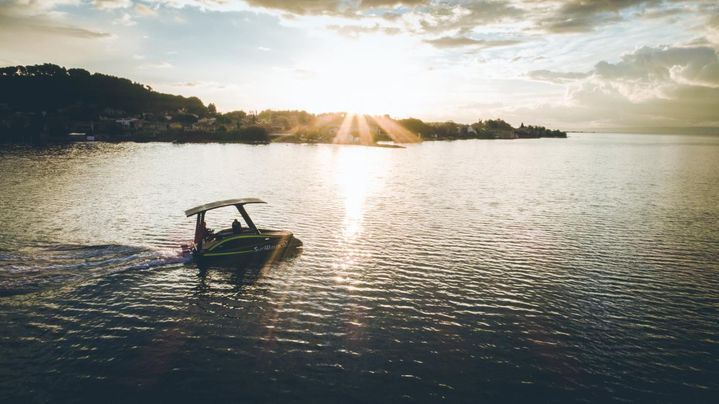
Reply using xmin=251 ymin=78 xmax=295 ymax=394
xmin=393 ymin=1 xmax=522 ymax=37
xmin=328 ymin=23 xmax=401 ymax=37
xmin=244 ymin=0 xmax=428 ymax=15
xmin=424 ymin=36 xmax=521 ymax=48
xmin=710 ymin=13 xmax=719 ymax=29
xmin=707 ymin=13 xmax=719 ymax=43
xmin=11 ymin=0 xmax=690 ymax=43
xmin=360 ymin=0 xmax=426 ymax=7
xmin=521 ymin=45 xmax=719 ymax=127
xmin=92 ymin=0 xmax=133 ymax=10
xmin=0 ymin=2 xmax=118 ymax=67
xmin=450 ymin=1 xmax=522 ymax=25
xmin=9 ymin=0 xmax=703 ymax=39
xmin=114 ymin=12 xmax=136 ymax=26
xmin=0 ymin=10 xmax=111 ymax=39
xmin=242 ymin=0 xmax=522 ymax=39
xmin=135 ymin=3 xmax=158 ymax=16
xmin=271 ymin=65 xmax=317 ymax=79
xmin=535 ymin=0 xmax=675 ymax=33
xmin=1 ymin=0 xmax=81 ymax=15
xmin=139 ymin=62 xmax=174 ymax=69
xmin=243 ymin=0 xmax=347 ymax=15
xmin=170 ymin=80 xmax=234 ymax=90
xmin=239 ymin=0 xmax=654 ymax=37
xmin=528 ymin=69 xmax=590 ymax=83
xmin=593 ymin=45 xmax=719 ymax=89
xmin=44 ymin=25 xmax=112 ymax=38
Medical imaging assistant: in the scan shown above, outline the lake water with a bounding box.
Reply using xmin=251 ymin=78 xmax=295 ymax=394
xmin=1 ymin=134 xmax=718 ymax=403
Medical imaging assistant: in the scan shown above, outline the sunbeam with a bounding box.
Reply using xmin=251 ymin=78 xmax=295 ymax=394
xmin=371 ymin=115 xmax=421 ymax=143
xmin=333 ymin=112 xmax=355 ymax=144
xmin=356 ymin=114 xmax=373 ymax=145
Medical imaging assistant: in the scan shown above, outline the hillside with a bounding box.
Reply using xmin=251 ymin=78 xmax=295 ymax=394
xmin=0 ymin=64 xmax=208 ymax=116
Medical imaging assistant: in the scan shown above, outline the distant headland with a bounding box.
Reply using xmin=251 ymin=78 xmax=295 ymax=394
xmin=0 ymin=64 xmax=567 ymax=145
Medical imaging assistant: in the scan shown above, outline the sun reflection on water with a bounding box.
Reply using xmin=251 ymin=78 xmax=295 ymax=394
xmin=332 ymin=146 xmax=389 ymax=241
xmin=324 ymin=146 xmax=392 ymax=344
xmin=328 ymin=146 xmax=391 ymax=333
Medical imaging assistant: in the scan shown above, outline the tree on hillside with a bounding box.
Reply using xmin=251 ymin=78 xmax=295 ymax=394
xmin=0 ymin=63 xmax=209 ymax=116
xmin=397 ymin=118 xmax=432 ymax=138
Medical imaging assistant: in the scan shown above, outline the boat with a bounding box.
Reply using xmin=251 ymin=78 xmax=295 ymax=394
xmin=184 ymin=198 xmax=301 ymax=265
xmin=68 ymin=132 xmax=95 ymax=141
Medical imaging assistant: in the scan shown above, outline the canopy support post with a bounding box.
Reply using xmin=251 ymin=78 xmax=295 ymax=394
xmin=193 ymin=211 xmax=205 ymax=244
xmin=237 ymin=205 xmax=260 ymax=234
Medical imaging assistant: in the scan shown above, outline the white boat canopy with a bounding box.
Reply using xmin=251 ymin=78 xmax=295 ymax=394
xmin=185 ymin=198 xmax=266 ymax=217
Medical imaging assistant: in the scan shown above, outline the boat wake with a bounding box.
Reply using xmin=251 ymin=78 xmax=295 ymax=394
xmin=0 ymin=242 xmax=189 ymax=297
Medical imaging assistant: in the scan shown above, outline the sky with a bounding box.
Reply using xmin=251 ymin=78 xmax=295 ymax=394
xmin=1 ymin=0 xmax=718 ymax=129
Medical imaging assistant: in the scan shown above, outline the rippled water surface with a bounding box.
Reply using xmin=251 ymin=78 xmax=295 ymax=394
xmin=1 ymin=134 xmax=718 ymax=403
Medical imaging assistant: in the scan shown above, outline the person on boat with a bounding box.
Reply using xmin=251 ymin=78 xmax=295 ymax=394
xmin=195 ymin=220 xmax=211 ymax=244
xmin=232 ymin=218 xmax=242 ymax=234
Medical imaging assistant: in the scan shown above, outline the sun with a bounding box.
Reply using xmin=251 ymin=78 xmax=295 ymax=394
xmin=286 ymin=34 xmax=438 ymax=117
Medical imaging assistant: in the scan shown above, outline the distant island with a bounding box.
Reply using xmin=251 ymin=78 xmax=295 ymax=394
xmin=0 ymin=64 xmax=566 ymax=145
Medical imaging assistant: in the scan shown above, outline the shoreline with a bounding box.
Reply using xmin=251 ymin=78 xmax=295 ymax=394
xmin=0 ymin=135 xmax=573 ymax=148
